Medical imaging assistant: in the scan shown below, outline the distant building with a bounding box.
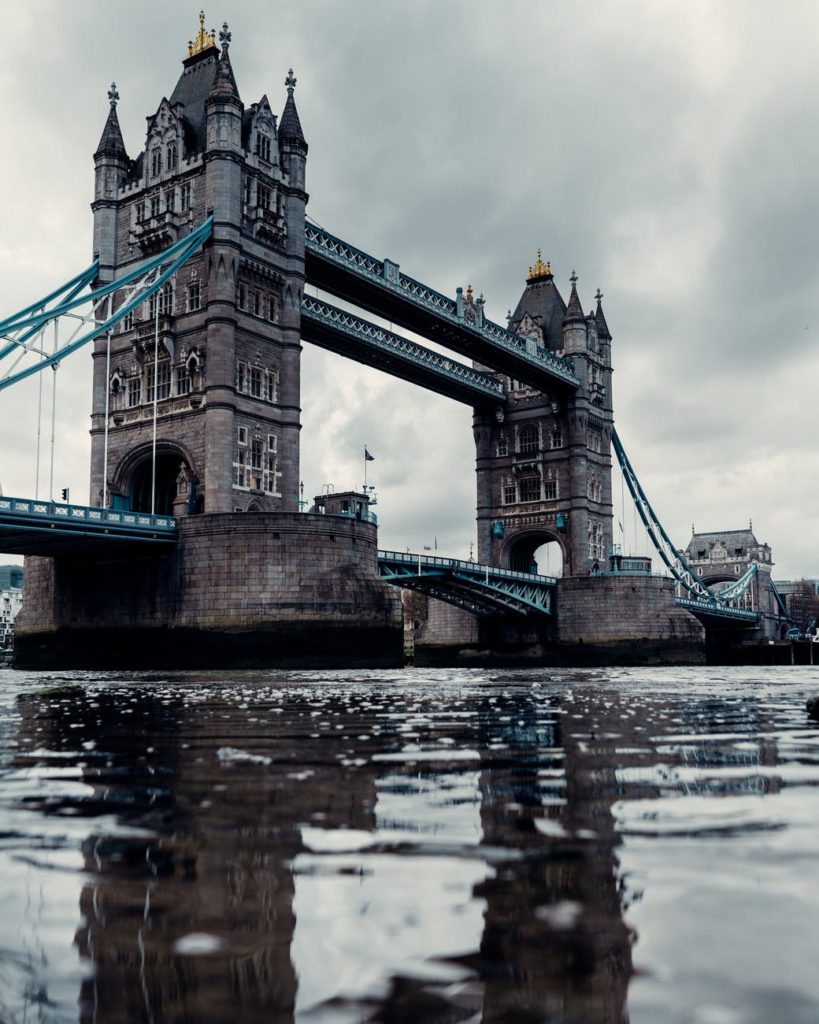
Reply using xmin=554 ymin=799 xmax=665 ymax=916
xmin=684 ymin=527 xmax=772 ymax=585
xmin=0 ymin=564 xmax=23 ymax=591
xmin=1 ymin=587 xmax=22 ymax=649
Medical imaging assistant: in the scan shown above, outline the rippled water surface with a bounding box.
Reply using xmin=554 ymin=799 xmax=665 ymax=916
xmin=1 ymin=666 xmax=818 ymax=1023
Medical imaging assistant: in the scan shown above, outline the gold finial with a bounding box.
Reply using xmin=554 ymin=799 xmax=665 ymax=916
xmin=187 ymin=10 xmax=217 ymax=58
xmin=527 ymin=248 xmax=553 ymax=282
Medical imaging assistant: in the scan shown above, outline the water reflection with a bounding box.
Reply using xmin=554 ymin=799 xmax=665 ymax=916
xmin=0 ymin=669 xmax=817 ymax=1023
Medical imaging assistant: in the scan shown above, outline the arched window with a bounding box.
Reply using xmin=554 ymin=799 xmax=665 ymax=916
xmin=519 ymin=424 xmax=539 ymax=454
xmin=256 ymin=133 xmax=271 ymax=162
xmin=151 ymin=147 xmax=162 ymax=177
xmin=166 ymin=142 xmax=177 ymax=171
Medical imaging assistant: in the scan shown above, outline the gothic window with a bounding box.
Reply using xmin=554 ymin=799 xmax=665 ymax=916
xmin=258 ymin=185 xmax=271 ymax=211
xmin=166 ymin=189 xmax=175 ymax=213
xmin=180 ymin=183 xmax=191 ymax=211
xmin=496 ymin=436 xmax=508 ymax=457
xmin=146 ymin=360 xmax=171 ymax=403
xmin=266 ymin=370 xmax=278 ymax=403
xmin=263 ymin=434 xmax=279 ymax=495
xmin=253 ymin=290 xmax=262 ymax=316
xmin=236 ymin=360 xmax=248 ymax=393
xmin=122 ymin=310 xmax=134 ymax=332
xmin=544 ymin=478 xmax=558 ymax=501
xmin=256 ymin=133 xmax=271 ymax=162
xmin=588 ymin=520 xmax=604 ymax=560
xmin=166 ymin=142 xmax=177 ymax=171
xmin=550 ymin=430 xmax=564 ymax=449
xmin=503 ymin=483 xmax=516 ymax=505
xmin=243 ymin=176 xmax=252 ymax=206
xmin=587 ymin=429 xmax=602 ymax=453
xmin=151 ymin=147 xmax=162 ymax=177
xmin=149 ymin=283 xmax=173 ymax=319
xmin=588 ymin=476 xmax=602 ymax=503
xmin=186 ymin=282 xmax=200 ymax=312
xmin=127 ymin=377 xmax=141 ymax=408
xmin=136 ymin=201 xmax=146 ymax=223
xmin=237 ymin=284 xmax=247 ymax=310
xmin=250 ymin=367 xmax=262 ymax=398
xmin=267 ymin=294 xmax=279 ymax=322
xmin=519 ymin=475 xmax=541 ymax=503
xmin=519 ymin=424 xmax=539 ymax=454
xmin=175 ymin=365 xmax=191 ymax=395
xmin=150 ymin=195 xmax=160 ymax=218
xmin=234 ymin=427 xmax=249 ymax=488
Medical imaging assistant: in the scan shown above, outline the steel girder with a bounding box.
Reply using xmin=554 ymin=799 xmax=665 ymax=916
xmin=378 ymin=551 xmax=554 ymax=616
xmin=0 ymin=218 xmax=213 ymax=392
xmin=301 ymin=296 xmax=505 ymax=406
xmin=304 ymin=224 xmax=580 ymax=393
xmin=612 ymin=428 xmax=762 ymax=623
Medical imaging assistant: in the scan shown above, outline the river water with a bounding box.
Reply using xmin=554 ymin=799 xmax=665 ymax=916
xmin=0 ymin=666 xmax=817 ymax=1024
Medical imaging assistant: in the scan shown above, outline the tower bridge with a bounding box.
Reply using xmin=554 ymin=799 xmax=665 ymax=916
xmin=0 ymin=16 xmax=787 ymax=668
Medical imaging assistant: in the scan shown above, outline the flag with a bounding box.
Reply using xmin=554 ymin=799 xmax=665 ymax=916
xmin=364 ymin=447 xmax=375 ymax=462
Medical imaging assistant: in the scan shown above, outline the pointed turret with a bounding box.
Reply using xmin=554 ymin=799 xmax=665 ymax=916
xmin=508 ymin=250 xmax=565 ymax=351
xmin=279 ymin=69 xmax=307 ymax=151
xmin=563 ymin=271 xmax=585 ymax=325
xmin=207 ymin=23 xmax=241 ymax=103
xmin=561 ymin=272 xmax=588 ymax=354
xmin=94 ymin=83 xmax=128 ymax=162
xmin=595 ymin=289 xmax=611 ymax=340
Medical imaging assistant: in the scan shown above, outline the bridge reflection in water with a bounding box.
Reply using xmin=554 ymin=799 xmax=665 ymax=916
xmin=3 ymin=670 xmax=808 ymax=1023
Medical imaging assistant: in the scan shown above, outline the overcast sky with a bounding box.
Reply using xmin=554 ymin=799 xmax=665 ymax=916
xmin=2 ymin=1 xmax=819 ymax=578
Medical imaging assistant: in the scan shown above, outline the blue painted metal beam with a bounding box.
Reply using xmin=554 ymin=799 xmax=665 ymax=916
xmin=301 ymin=296 xmax=506 ymax=406
xmin=378 ymin=550 xmax=554 ymax=616
xmin=0 ymin=495 xmax=177 ymax=556
xmin=0 ymin=218 xmax=213 ymax=392
xmin=304 ymin=225 xmax=579 ymax=393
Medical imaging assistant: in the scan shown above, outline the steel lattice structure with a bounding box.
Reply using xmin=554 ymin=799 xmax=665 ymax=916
xmin=0 ymin=218 xmax=213 ymax=393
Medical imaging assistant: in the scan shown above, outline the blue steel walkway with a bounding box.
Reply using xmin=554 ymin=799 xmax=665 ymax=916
xmin=305 ymin=225 xmax=580 ymax=394
xmin=0 ymin=496 xmax=177 ymax=556
xmin=378 ymin=550 xmax=555 ymax=616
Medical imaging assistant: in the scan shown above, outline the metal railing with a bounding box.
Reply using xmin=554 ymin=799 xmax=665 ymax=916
xmin=305 ymin=225 xmax=580 ymax=387
xmin=301 ymin=296 xmax=505 ymax=401
xmin=0 ymin=495 xmax=177 ymax=533
xmin=379 ymin=549 xmax=556 ymax=585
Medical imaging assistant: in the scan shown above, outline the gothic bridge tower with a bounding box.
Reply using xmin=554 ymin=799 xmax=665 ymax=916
xmin=474 ymin=255 xmax=614 ymax=577
xmin=89 ymin=14 xmax=307 ymax=515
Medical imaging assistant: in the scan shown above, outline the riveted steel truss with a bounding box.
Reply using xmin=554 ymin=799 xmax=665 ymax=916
xmin=301 ymin=296 xmax=506 ymax=405
xmin=0 ymin=218 xmax=213 ymax=392
xmin=378 ymin=550 xmax=554 ymax=616
xmin=305 ymin=224 xmax=580 ymax=391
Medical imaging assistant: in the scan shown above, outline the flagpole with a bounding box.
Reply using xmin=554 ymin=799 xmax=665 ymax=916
xmin=364 ymin=443 xmax=368 ymax=491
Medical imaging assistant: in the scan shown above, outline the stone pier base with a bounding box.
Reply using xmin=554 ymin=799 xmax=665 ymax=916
xmin=407 ymin=574 xmax=705 ymax=667
xmin=15 ymin=512 xmax=403 ymax=670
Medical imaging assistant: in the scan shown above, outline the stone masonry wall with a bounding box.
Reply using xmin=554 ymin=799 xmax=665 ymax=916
xmin=15 ymin=512 xmax=403 ymax=668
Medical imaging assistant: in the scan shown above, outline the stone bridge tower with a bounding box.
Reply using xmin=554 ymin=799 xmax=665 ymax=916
xmin=89 ymin=15 xmax=307 ymax=515
xmin=474 ymin=255 xmax=614 ymax=577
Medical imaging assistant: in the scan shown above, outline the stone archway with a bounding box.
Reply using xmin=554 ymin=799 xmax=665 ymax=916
xmin=502 ymin=529 xmax=568 ymax=578
xmin=112 ymin=442 xmax=199 ymax=516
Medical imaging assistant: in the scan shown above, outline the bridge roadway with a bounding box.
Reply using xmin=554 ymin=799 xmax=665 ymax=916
xmin=304 ymin=225 xmax=581 ymax=394
xmin=0 ymin=496 xmax=762 ymax=628
xmin=0 ymin=495 xmax=177 ymax=556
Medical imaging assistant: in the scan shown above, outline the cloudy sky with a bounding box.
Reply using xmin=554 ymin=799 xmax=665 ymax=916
xmin=2 ymin=1 xmax=819 ymax=578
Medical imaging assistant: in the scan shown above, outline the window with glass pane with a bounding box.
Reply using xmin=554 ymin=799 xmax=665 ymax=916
xmin=503 ymin=484 xmax=516 ymax=504
xmin=146 ymin=361 xmax=171 ymax=402
xmin=250 ymin=367 xmax=262 ymax=398
xmin=127 ymin=378 xmax=141 ymax=407
xmin=175 ymin=366 xmax=191 ymax=395
xmin=519 ymin=425 xmax=539 ymax=453
xmin=519 ymin=476 xmax=540 ymax=502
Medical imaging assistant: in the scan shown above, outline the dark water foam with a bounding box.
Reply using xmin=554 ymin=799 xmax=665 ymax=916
xmin=0 ymin=667 xmax=817 ymax=1023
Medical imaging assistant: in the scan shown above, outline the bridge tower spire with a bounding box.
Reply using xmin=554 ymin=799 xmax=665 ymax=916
xmin=474 ymin=258 xmax=614 ymax=578
xmin=88 ymin=16 xmax=308 ymax=516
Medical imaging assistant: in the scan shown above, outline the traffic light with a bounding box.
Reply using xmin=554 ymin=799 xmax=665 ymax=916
xmin=61 ymin=488 xmax=69 ymax=503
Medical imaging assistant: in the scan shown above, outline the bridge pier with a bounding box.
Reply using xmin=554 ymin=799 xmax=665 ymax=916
xmin=15 ymin=513 xmax=403 ymax=669
xmin=406 ymin=575 xmax=705 ymax=667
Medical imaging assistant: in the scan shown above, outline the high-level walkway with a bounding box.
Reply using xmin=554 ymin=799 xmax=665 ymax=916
xmin=304 ymin=225 xmax=580 ymax=393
